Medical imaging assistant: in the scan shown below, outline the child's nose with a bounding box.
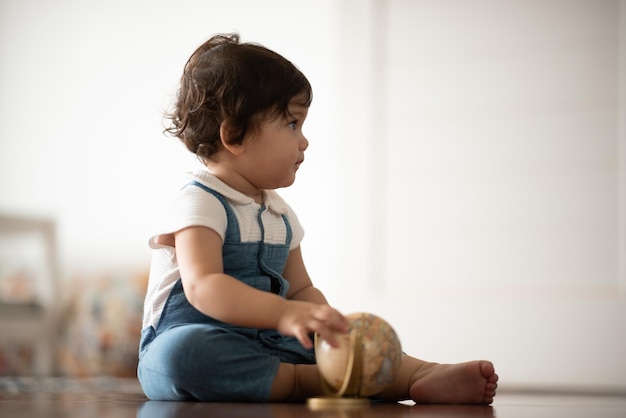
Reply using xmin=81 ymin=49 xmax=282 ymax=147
xmin=300 ymin=135 xmax=309 ymax=151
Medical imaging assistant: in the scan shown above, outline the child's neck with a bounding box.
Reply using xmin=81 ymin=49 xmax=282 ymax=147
xmin=205 ymin=162 xmax=264 ymax=204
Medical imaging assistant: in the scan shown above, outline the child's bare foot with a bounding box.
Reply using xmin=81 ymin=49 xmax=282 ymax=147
xmin=409 ymin=361 xmax=498 ymax=405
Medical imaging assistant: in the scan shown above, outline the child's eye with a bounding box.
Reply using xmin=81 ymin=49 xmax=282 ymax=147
xmin=288 ymin=121 xmax=298 ymax=130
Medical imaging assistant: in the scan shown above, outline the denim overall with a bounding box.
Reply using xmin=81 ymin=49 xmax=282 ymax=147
xmin=137 ymin=182 xmax=315 ymax=401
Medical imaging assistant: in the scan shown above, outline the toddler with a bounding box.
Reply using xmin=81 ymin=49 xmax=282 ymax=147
xmin=137 ymin=33 xmax=498 ymax=404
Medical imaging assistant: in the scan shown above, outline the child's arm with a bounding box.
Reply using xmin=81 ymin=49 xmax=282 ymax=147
xmin=175 ymin=225 xmax=348 ymax=348
xmin=283 ymin=246 xmax=329 ymax=305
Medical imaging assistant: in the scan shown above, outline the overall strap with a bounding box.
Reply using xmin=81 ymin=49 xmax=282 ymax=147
xmin=280 ymin=214 xmax=292 ymax=245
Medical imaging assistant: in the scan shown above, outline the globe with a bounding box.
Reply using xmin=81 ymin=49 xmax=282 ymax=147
xmin=314 ymin=312 xmax=402 ymax=399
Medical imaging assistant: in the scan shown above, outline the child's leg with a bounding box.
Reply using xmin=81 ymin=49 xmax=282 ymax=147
xmin=138 ymin=324 xmax=281 ymax=401
xmin=268 ymin=363 xmax=324 ymax=401
xmin=376 ymin=354 xmax=498 ymax=405
xmin=269 ymin=356 xmax=498 ymax=404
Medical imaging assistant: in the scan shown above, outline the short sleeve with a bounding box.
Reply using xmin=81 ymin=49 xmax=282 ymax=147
xmin=148 ymin=185 xmax=228 ymax=248
xmin=285 ymin=205 xmax=305 ymax=251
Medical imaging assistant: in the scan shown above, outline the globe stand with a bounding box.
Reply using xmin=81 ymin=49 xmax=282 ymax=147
xmin=307 ymin=326 xmax=371 ymax=409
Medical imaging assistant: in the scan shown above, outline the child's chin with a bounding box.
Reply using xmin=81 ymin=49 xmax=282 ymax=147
xmin=282 ymin=175 xmax=297 ymax=188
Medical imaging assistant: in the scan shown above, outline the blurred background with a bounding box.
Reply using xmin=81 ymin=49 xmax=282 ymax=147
xmin=0 ymin=0 xmax=624 ymax=392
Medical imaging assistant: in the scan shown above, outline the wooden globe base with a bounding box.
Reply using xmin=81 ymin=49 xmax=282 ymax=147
xmin=307 ymin=396 xmax=370 ymax=410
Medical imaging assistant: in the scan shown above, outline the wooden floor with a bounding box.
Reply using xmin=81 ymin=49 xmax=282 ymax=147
xmin=1 ymin=380 xmax=625 ymax=418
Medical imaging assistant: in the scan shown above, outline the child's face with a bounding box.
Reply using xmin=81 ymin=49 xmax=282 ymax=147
xmin=239 ymin=102 xmax=309 ymax=190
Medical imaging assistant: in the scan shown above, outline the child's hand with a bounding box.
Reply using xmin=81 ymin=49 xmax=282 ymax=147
xmin=276 ymin=301 xmax=349 ymax=349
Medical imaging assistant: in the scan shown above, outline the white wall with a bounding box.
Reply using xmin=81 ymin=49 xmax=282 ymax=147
xmin=0 ymin=0 xmax=341 ymax=276
xmin=1 ymin=0 xmax=624 ymax=390
xmin=330 ymin=0 xmax=626 ymax=392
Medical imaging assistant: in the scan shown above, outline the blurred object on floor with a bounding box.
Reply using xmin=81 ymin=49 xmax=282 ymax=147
xmin=0 ymin=215 xmax=58 ymax=376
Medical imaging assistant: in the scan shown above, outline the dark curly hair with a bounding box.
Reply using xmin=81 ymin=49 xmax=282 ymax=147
xmin=165 ymin=33 xmax=313 ymax=161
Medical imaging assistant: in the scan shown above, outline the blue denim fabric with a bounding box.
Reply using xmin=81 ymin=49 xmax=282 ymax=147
xmin=138 ymin=323 xmax=314 ymax=401
xmin=137 ymin=183 xmax=313 ymax=401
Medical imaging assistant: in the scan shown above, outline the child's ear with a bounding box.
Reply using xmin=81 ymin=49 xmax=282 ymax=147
xmin=219 ymin=120 xmax=245 ymax=156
